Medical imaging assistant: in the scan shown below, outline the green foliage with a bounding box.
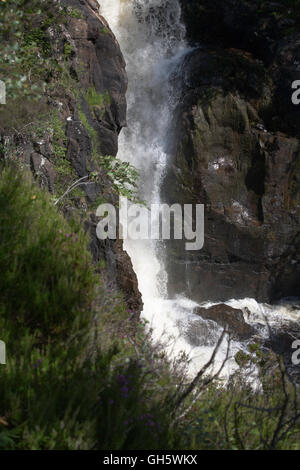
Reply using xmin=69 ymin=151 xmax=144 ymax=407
xmin=34 ymin=111 xmax=67 ymax=159
xmin=28 ymin=110 xmax=83 ymax=200
xmin=0 ymin=165 xmax=180 ymax=449
xmin=78 ymin=106 xmax=98 ymax=146
xmin=85 ymin=87 xmax=111 ymax=109
xmin=63 ymin=5 xmax=83 ymax=20
xmin=0 ymin=1 xmax=61 ymax=100
xmin=0 ymin=0 xmax=81 ymax=131
xmin=101 ymin=27 xmax=111 ymax=35
xmin=93 ymin=155 xmax=142 ymax=203
xmin=0 ymin=165 xmax=299 ymax=450
xmin=63 ymin=42 xmax=73 ymax=57
xmin=78 ymin=104 xmax=142 ymax=203
xmin=178 ymin=352 xmax=300 ymax=450
xmin=0 ymin=165 xmax=94 ymax=339
xmin=95 ymin=360 xmax=178 ymax=450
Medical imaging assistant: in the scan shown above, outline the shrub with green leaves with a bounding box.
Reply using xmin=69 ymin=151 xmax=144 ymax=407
xmin=1 ymin=0 xmax=58 ymax=100
xmin=0 ymin=164 xmax=94 ymax=339
xmin=92 ymin=154 xmax=142 ymax=203
xmin=0 ymin=164 xmax=180 ymax=449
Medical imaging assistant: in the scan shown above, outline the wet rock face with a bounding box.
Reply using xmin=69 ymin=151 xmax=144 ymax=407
xmin=194 ymin=305 xmax=255 ymax=341
xmin=180 ymin=1 xmax=300 ymax=65
xmin=62 ymin=0 xmax=127 ymax=159
xmin=164 ymin=1 xmax=300 ymax=303
xmin=85 ymin=218 xmax=143 ymax=318
xmin=114 ymin=240 xmax=144 ymax=316
xmin=63 ymin=0 xmax=141 ymax=315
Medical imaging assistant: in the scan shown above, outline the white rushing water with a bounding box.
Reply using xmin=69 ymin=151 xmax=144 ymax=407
xmin=99 ymin=0 xmax=300 ymax=378
xmin=99 ymin=0 xmax=240 ymax=378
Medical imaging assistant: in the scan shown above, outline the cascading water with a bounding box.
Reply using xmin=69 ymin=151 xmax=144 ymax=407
xmin=99 ymin=0 xmax=300 ymax=378
xmin=99 ymin=0 xmax=240 ymax=377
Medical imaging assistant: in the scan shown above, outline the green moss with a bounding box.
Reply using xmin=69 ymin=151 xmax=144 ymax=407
xmin=84 ymin=87 xmax=111 ymax=120
xmin=79 ymin=88 xmax=111 ymax=147
xmin=63 ymin=42 xmax=73 ymax=57
xmin=64 ymin=6 xmax=83 ymax=19
xmin=85 ymin=87 xmax=111 ymax=108
xmin=235 ymin=350 xmax=251 ymax=367
xmin=101 ymin=27 xmax=111 ymax=35
xmin=78 ymin=106 xmax=98 ymax=152
xmin=32 ymin=110 xmax=83 ymax=200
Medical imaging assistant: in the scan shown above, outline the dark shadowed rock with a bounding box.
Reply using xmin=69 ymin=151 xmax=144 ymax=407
xmin=194 ymin=304 xmax=256 ymax=340
xmin=114 ymin=239 xmax=144 ymax=317
xmin=61 ymin=0 xmax=141 ymax=316
xmin=264 ymin=323 xmax=300 ymax=378
xmin=30 ymin=152 xmax=56 ymax=193
xmin=84 ymin=217 xmax=143 ymax=318
xmin=163 ymin=1 xmax=300 ymax=303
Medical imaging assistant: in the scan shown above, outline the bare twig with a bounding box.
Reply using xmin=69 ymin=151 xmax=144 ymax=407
xmin=54 ymin=175 xmax=91 ymax=206
xmin=173 ymin=329 xmax=228 ymax=413
xmin=173 ymin=334 xmax=232 ymax=424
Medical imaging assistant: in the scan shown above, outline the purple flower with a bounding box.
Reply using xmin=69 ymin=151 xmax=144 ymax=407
xmin=121 ymin=385 xmax=129 ymax=398
xmin=116 ymin=374 xmax=128 ymax=384
xmin=34 ymin=358 xmax=43 ymax=369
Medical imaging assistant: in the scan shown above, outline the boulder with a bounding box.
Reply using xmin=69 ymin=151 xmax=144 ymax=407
xmin=194 ymin=304 xmax=256 ymax=340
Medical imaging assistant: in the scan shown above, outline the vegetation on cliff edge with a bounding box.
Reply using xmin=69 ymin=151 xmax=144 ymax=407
xmin=0 ymin=0 xmax=299 ymax=451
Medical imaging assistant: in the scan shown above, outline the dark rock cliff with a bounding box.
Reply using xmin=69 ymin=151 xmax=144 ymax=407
xmin=1 ymin=0 xmax=143 ymax=316
xmin=164 ymin=0 xmax=300 ymax=303
xmin=62 ymin=0 xmax=142 ymax=315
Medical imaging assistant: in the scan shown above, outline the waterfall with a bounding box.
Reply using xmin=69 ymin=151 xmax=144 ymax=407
xmin=99 ymin=0 xmax=299 ymax=378
xmin=99 ymin=0 xmax=239 ymax=377
xmin=100 ymin=0 xmax=186 ymax=305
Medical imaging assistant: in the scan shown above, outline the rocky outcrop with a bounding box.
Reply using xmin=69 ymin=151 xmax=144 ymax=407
xmin=1 ymin=0 xmax=142 ymax=317
xmin=85 ymin=217 xmax=143 ymax=318
xmin=64 ymin=0 xmax=127 ymax=147
xmin=164 ymin=0 xmax=300 ymax=303
xmin=63 ymin=0 xmax=142 ymax=315
xmin=194 ymin=304 xmax=255 ymax=340
xmin=194 ymin=303 xmax=300 ymax=377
